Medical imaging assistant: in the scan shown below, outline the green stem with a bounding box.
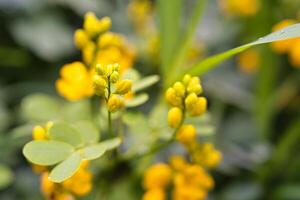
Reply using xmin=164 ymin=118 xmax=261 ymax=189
xmin=107 ymin=76 xmax=113 ymax=138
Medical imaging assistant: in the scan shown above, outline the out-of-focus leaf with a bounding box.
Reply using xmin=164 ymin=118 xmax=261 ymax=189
xmin=273 ymin=185 xmax=300 ymax=200
xmin=157 ymin=0 xmax=182 ymax=75
xmin=49 ymin=122 xmax=83 ymax=147
xmin=62 ymin=100 xmax=92 ymax=122
xmin=49 ymin=152 xmax=81 ymax=183
xmin=10 ymin=15 xmax=74 ymax=61
xmin=121 ymin=68 xmax=141 ymax=82
xmin=125 ymin=94 xmax=149 ymax=107
xmin=75 ymin=121 xmax=100 ymax=144
xmin=0 ymin=164 xmax=14 ymax=189
xmin=0 ymin=47 xmax=30 ymax=67
xmin=132 ymin=75 xmax=160 ymax=92
xmin=21 ymin=93 xmax=60 ymax=122
xmin=23 ymin=141 xmax=74 ymax=166
xmin=184 ymin=23 xmax=300 ymax=78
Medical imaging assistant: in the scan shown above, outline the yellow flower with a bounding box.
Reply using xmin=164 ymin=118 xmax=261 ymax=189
xmin=192 ymin=143 xmax=222 ymax=169
xmin=186 ymin=97 xmax=207 ymax=117
xmin=237 ymin=49 xmax=260 ymax=74
xmin=62 ymin=160 xmax=92 ymax=196
xmin=82 ymin=41 xmax=96 ymax=65
xmin=142 ymin=188 xmax=165 ymax=200
xmin=187 ymin=77 xmax=202 ymax=95
xmin=127 ymin=0 xmax=153 ymax=34
xmin=74 ymin=29 xmax=90 ymax=50
xmin=165 ymin=87 xmax=183 ymax=107
xmin=41 ymin=172 xmax=55 ymax=197
xmin=173 ymin=82 xmax=186 ymax=97
xmin=220 ymin=0 xmax=260 ymax=17
xmin=168 ymin=107 xmax=183 ymax=128
xmin=107 ymin=94 xmax=123 ymax=112
xmin=83 ymin=12 xmax=111 ymax=37
xmin=55 ymin=193 xmax=75 ymax=200
xmin=97 ymin=32 xmax=123 ymax=48
xmin=143 ymin=163 xmax=172 ymax=189
xmin=288 ymin=39 xmax=300 ymax=68
xmin=176 ymin=125 xmax=197 ymax=145
xmin=56 ymin=62 xmax=94 ymax=101
xmin=271 ymin=19 xmax=298 ymax=54
xmin=169 ymin=155 xmax=187 ymax=171
xmin=115 ymin=79 xmax=132 ymax=94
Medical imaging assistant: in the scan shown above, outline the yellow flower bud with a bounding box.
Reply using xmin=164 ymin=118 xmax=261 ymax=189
xmin=74 ymin=29 xmax=90 ymax=49
xmin=185 ymin=93 xmax=198 ymax=111
xmin=83 ymin=12 xmax=102 ymax=37
xmin=187 ymin=77 xmax=202 ymax=95
xmin=115 ymin=79 xmax=132 ymax=94
xmin=188 ymin=97 xmax=207 ymax=116
xmin=176 ymin=124 xmax=196 ymax=145
xmin=82 ymin=42 xmax=96 ymax=65
xmin=97 ymin=32 xmax=123 ymax=48
xmin=32 ymin=126 xmax=47 ymax=140
xmin=110 ymin=71 xmax=119 ymax=83
xmin=173 ymin=82 xmax=185 ymax=97
xmin=182 ymin=74 xmax=192 ymax=85
xmin=168 ymin=107 xmax=182 ymax=128
xmin=107 ymin=94 xmax=123 ymax=112
xmin=165 ymin=88 xmax=182 ymax=107
xmin=99 ymin=16 xmax=111 ymax=33
xmin=96 ymin=64 xmax=105 ymax=75
xmin=112 ymin=63 xmax=120 ymax=71
xmin=93 ymin=75 xmax=107 ymax=95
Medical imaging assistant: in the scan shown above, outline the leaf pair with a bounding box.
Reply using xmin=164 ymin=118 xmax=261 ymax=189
xmin=23 ymin=121 xmax=121 ymax=182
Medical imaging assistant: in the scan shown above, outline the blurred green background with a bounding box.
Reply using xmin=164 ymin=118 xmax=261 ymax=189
xmin=0 ymin=0 xmax=300 ymax=199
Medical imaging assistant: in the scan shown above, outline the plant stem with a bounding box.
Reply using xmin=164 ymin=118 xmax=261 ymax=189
xmin=107 ymin=76 xmax=114 ymax=138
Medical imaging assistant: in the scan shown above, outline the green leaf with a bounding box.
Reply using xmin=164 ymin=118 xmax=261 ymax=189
xmin=21 ymin=93 xmax=60 ymax=122
xmin=62 ymin=100 xmax=92 ymax=122
xmin=23 ymin=140 xmax=74 ymax=166
xmin=0 ymin=164 xmax=14 ymax=189
xmin=75 ymin=121 xmax=100 ymax=144
xmin=49 ymin=122 xmax=83 ymax=147
xmin=158 ymin=0 xmax=182 ymax=75
xmin=79 ymin=138 xmax=122 ymax=160
xmin=183 ymin=23 xmax=300 ymax=78
xmin=125 ymin=94 xmax=149 ymax=107
xmin=132 ymin=75 xmax=160 ymax=92
xmin=49 ymin=152 xmax=81 ymax=183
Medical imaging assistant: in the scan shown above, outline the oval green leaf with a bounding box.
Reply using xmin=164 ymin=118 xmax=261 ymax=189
xmin=125 ymin=94 xmax=149 ymax=107
xmin=49 ymin=152 xmax=81 ymax=183
xmin=49 ymin=122 xmax=83 ymax=147
xmin=132 ymin=75 xmax=160 ymax=92
xmin=23 ymin=141 xmax=74 ymax=166
xmin=75 ymin=121 xmax=100 ymax=144
xmin=79 ymin=137 xmax=122 ymax=160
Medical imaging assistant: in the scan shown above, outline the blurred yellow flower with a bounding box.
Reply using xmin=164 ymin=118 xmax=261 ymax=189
xmin=142 ymin=188 xmax=166 ymax=200
xmin=220 ymin=0 xmax=260 ymax=17
xmin=143 ymin=163 xmax=172 ymax=189
xmin=176 ymin=125 xmax=197 ymax=145
xmin=168 ymin=107 xmax=183 ymax=129
xmin=56 ymin=62 xmax=94 ymax=101
xmin=271 ymin=19 xmax=298 ymax=54
xmin=237 ymin=49 xmax=261 ymax=74
xmin=288 ymin=39 xmax=300 ymax=68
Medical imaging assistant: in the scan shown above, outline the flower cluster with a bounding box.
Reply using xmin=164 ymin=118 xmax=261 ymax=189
xmin=56 ymin=12 xmax=135 ymax=101
xmin=219 ymin=0 xmax=260 ymax=17
xmin=142 ymin=156 xmax=215 ymax=200
xmin=31 ymin=123 xmax=93 ymax=200
xmin=93 ymin=63 xmax=132 ymax=112
xmin=41 ymin=161 xmax=92 ymax=200
xmin=271 ymin=19 xmax=300 ymax=68
xmin=165 ymin=74 xmax=206 ymax=129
